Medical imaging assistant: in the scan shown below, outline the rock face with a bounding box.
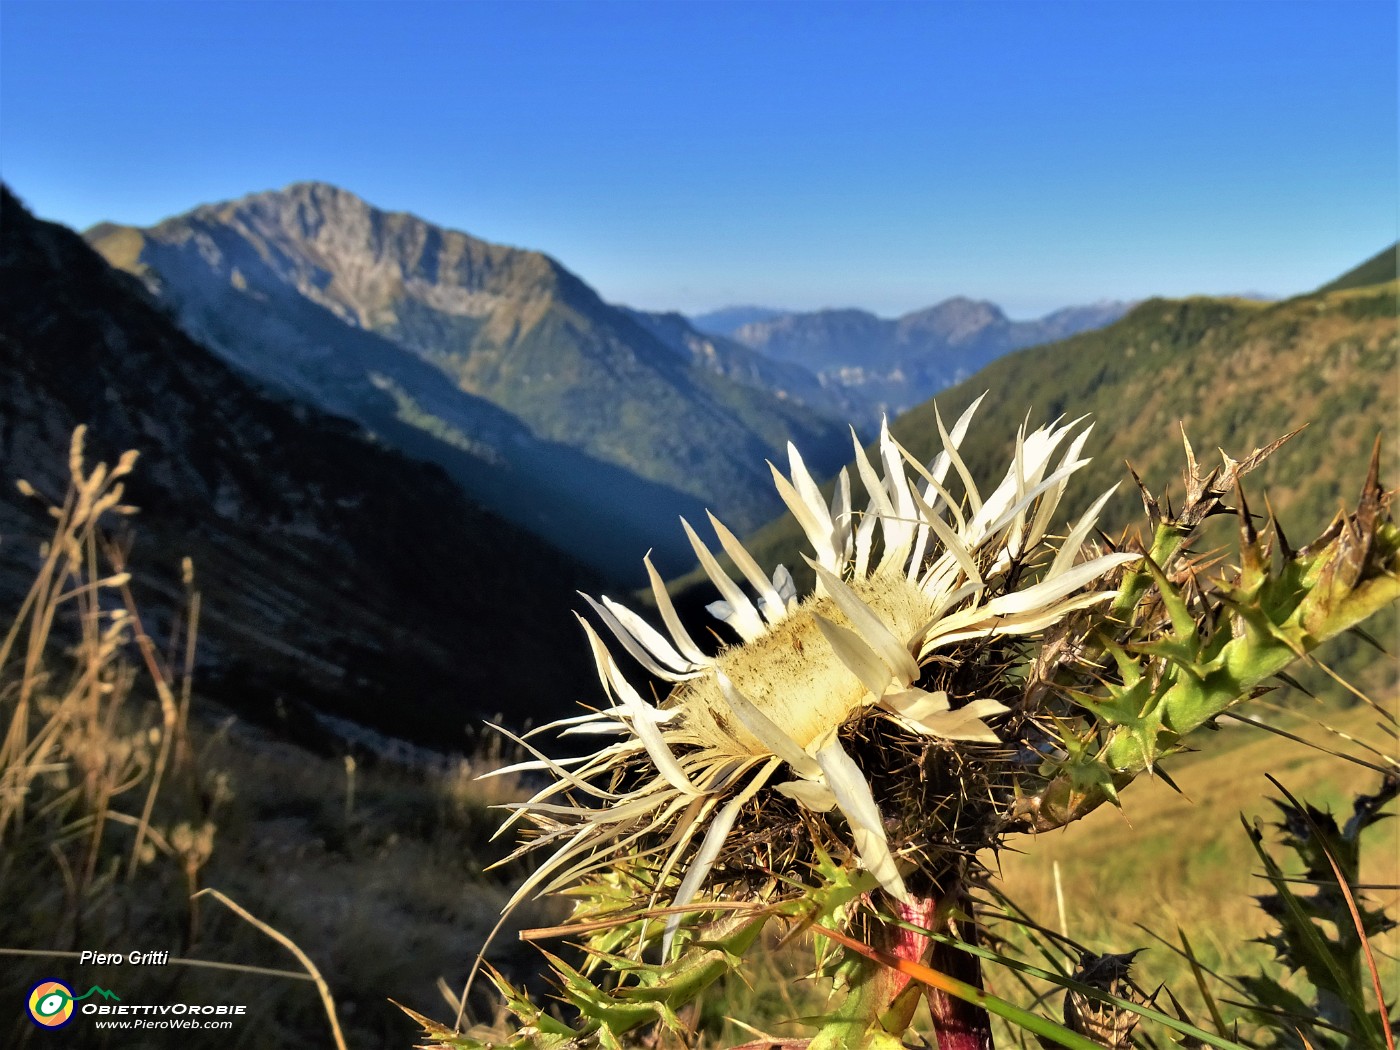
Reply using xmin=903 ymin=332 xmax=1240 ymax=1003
xmin=1 ymin=184 xmax=601 ymax=744
xmin=87 ymin=182 xmax=853 ymax=576
xmin=724 ymin=296 xmax=1136 ymax=417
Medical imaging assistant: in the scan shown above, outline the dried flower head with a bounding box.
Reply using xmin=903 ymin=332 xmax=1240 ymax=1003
xmin=489 ymin=399 xmax=1137 ymax=952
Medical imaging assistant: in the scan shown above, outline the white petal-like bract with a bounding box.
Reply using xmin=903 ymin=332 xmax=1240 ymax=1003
xmin=490 ymin=402 xmax=1135 ymax=956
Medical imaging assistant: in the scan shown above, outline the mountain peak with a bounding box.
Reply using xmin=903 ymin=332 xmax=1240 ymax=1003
xmin=145 ymin=180 xmax=576 ymax=330
xmin=923 ymin=294 xmax=1002 ymax=313
xmin=218 ymin=180 xmax=379 ymax=217
xmin=281 ymin=178 xmax=358 ymax=198
xmin=898 ymin=297 xmax=1008 ymax=340
xmin=85 ymin=181 xmax=853 ymax=575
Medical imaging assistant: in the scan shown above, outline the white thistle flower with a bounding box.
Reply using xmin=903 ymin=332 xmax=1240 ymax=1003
xmin=486 ymin=398 xmax=1137 ymax=955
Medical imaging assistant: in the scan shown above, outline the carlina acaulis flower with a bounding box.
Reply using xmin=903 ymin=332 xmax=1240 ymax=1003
xmin=483 ymin=397 xmax=1139 ymax=956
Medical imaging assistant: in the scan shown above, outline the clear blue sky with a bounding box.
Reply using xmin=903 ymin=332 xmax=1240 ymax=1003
xmin=2 ymin=1 xmax=1395 ymax=317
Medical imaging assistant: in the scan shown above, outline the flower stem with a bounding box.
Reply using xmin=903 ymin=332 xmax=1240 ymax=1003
xmin=922 ymin=915 xmax=993 ymax=1050
xmin=877 ymin=896 xmax=940 ymax=1033
xmin=813 ymin=893 xmax=995 ymax=1048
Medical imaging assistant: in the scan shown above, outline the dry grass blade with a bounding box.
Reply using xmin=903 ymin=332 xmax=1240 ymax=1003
xmin=194 ymin=888 xmax=349 ymax=1050
xmin=519 ymin=898 xmax=768 ymax=942
xmin=1176 ymin=925 xmax=1230 ymax=1037
xmin=1301 ymin=653 xmax=1399 ymax=726
xmin=107 ymin=544 xmax=180 ymax=880
xmin=1222 ymin=711 xmax=1397 ymax=776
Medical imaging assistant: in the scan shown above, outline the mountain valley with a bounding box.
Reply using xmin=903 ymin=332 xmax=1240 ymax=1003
xmin=8 ymin=174 xmax=1393 ymax=746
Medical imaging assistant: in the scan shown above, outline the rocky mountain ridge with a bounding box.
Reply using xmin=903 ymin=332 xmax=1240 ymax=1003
xmin=87 ymin=182 xmax=853 ymax=577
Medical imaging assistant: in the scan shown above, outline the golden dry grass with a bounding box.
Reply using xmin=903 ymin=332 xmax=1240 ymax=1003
xmin=991 ymin=699 xmax=1399 ymax=1034
xmin=0 ymin=432 xmax=561 ymax=1047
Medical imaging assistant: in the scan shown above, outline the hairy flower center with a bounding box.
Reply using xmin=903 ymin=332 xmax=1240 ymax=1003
xmin=672 ymin=572 xmax=936 ymax=755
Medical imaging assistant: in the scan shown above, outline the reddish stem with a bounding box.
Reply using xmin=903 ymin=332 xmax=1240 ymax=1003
xmin=814 ymin=891 xmax=995 ymax=1048
xmin=872 ymin=896 xmax=940 ymax=1030
xmin=923 ymin=915 xmax=993 ymax=1050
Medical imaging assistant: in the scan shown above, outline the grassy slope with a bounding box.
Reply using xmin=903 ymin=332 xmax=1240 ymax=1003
xmin=1317 ymin=242 xmax=1398 ymax=294
xmin=991 ymin=702 xmax=1398 ymax=1035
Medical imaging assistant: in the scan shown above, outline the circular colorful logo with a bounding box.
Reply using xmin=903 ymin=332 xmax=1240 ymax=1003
xmin=27 ymin=980 xmax=76 ymax=1029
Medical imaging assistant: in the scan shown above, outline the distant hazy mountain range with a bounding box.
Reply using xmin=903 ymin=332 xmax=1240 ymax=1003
xmin=714 ymin=245 xmax=1399 ymax=628
xmin=86 ymin=182 xmax=853 ymax=578
xmin=692 ymin=298 xmax=1136 ymax=417
xmin=0 ymin=185 xmax=600 ymax=743
xmin=691 ymin=305 xmax=790 ymax=334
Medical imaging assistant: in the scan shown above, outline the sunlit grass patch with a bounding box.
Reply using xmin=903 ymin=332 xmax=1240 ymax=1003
xmin=994 ymin=702 xmax=1398 ymax=1038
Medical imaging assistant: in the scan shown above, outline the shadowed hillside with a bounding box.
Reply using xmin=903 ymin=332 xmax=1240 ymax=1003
xmin=1 ymin=185 xmax=602 ymax=745
xmin=1317 ymin=241 xmax=1397 ymax=294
